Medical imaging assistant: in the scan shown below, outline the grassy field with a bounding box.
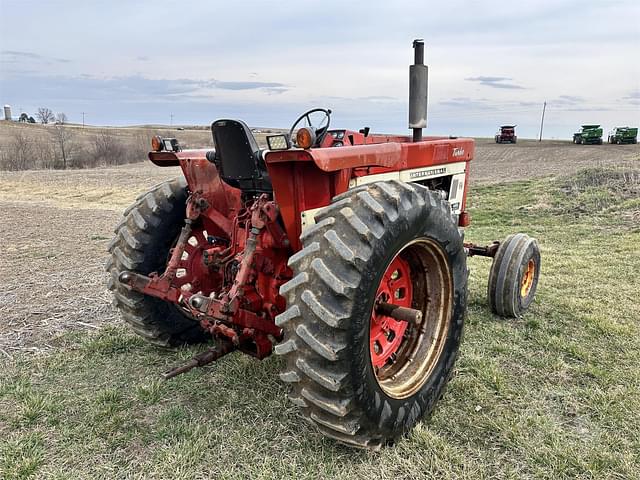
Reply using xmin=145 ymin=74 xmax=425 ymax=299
xmin=1 ymin=166 xmax=638 ymax=479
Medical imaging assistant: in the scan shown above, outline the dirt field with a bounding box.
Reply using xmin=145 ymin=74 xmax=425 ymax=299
xmin=1 ymin=139 xmax=639 ymax=478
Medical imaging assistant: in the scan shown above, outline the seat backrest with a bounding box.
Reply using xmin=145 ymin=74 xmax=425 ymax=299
xmin=211 ymin=119 xmax=262 ymax=181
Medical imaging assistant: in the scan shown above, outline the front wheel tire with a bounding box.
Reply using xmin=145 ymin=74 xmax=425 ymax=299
xmin=487 ymin=233 xmax=540 ymax=318
xmin=275 ymin=181 xmax=468 ymax=449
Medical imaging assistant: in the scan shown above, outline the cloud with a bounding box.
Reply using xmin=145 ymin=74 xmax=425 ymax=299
xmin=465 ymin=76 xmax=525 ymax=90
xmin=209 ymin=79 xmax=288 ymax=91
xmin=264 ymin=87 xmax=288 ymax=95
xmin=554 ymin=95 xmax=584 ymax=105
xmin=0 ymin=73 xmax=289 ymax=106
xmin=1 ymin=50 xmax=70 ymax=64
xmin=622 ymin=90 xmax=640 ymax=105
xmin=359 ymin=95 xmax=399 ymax=102
xmin=548 ymin=95 xmax=594 ymax=109
xmin=438 ymin=97 xmax=496 ymax=109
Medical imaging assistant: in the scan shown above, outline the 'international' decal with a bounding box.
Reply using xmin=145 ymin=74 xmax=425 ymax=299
xmin=409 ymin=167 xmax=447 ymax=179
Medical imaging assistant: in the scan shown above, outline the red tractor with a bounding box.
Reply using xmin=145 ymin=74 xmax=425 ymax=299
xmin=107 ymin=41 xmax=540 ymax=449
xmin=495 ymin=125 xmax=517 ymax=144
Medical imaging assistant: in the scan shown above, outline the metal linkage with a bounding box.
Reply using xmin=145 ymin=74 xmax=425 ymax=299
xmin=162 ymin=339 xmax=235 ymax=379
xmin=119 ymin=191 xmax=210 ymax=302
xmin=464 ymin=241 xmax=500 ymax=258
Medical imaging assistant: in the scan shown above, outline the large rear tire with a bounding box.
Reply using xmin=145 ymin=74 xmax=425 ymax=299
xmin=106 ymin=178 xmax=208 ymax=347
xmin=276 ymin=181 xmax=468 ymax=449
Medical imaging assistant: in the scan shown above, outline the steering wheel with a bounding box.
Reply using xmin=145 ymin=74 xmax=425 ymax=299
xmin=289 ymin=108 xmax=332 ymax=147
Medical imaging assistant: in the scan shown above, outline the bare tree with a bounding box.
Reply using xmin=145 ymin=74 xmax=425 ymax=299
xmin=0 ymin=130 xmax=34 ymax=170
xmin=55 ymin=112 xmax=68 ymax=125
xmin=36 ymin=107 xmax=55 ymax=124
xmin=51 ymin=124 xmax=77 ymax=169
xmin=33 ymin=140 xmax=56 ymax=169
xmin=91 ymin=130 xmax=127 ymax=166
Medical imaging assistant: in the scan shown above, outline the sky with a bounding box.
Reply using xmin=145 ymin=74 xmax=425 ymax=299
xmin=0 ymin=0 xmax=639 ymax=139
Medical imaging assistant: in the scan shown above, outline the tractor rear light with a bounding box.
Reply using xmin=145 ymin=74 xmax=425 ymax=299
xmin=296 ymin=127 xmax=315 ymax=149
xmin=459 ymin=211 xmax=471 ymax=227
xmin=151 ymin=135 xmax=163 ymax=152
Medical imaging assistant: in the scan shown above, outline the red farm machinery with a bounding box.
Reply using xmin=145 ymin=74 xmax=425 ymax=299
xmin=107 ymin=40 xmax=541 ymax=449
xmin=495 ymin=125 xmax=517 ymax=143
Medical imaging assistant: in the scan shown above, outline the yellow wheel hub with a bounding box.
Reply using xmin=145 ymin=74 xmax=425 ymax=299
xmin=520 ymin=259 xmax=536 ymax=297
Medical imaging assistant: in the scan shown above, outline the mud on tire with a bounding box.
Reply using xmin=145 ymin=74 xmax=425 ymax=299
xmin=106 ymin=178 xmax=208 ymax=347
xmin=275 ymin=180 xmax=468 ymax=449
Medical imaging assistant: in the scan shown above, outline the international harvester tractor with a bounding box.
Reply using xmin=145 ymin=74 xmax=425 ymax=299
xmin=107 ymin=40 xmax=541 ymax=449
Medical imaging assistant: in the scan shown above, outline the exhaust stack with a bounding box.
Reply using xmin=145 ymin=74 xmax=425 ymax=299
xmin=409 ymin=39 xmax=428 ymax=142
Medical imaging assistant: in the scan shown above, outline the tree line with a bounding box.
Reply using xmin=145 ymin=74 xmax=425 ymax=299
xmin=0 ymin=127 xmax=155 ymax=171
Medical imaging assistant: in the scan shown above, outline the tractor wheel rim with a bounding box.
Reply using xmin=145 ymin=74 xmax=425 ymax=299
xmin=520 ymin=259 xmax=536 ymax=298
xmin=370 ymin=238 xmax=453 ymax=399
xmin=169 ymin=226 xmax=221 ymax=315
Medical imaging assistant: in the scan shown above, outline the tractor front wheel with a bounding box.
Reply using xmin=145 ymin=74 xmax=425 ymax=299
xmin=106 ymin=178 xmax=208 ymax=347
xmin=276 ymin=181 xmax=467 ymax=449
xmin=487 ymin=233 xmax=540 ymax=318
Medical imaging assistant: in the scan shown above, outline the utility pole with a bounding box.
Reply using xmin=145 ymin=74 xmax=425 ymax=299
xmin=538 ymin=101 xmax=546 ymax=142
xmin=81 ymin=112 xmax=86 ymax=128
xmin=170 ymin=113 xmax=174 ymax=126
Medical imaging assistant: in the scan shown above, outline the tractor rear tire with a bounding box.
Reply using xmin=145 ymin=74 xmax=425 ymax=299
xmin=276 ymin=181 xmax=468 ymax=449
xmin=106 ymin=178 xmax=208 ymax=347
xmin=487 ymin=233 xmax=540 ymax=318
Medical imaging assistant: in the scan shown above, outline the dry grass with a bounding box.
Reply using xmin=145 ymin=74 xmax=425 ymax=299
xmin=554 ymin=166 xmax=640 ymax=222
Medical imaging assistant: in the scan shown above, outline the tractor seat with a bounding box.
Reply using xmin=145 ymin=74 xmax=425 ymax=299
xmin=210 ymin=119 xmax=272 ymax=194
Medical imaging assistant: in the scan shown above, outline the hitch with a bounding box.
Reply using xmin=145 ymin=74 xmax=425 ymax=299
xmin=162 ymin=339 xmax=235 ymax=379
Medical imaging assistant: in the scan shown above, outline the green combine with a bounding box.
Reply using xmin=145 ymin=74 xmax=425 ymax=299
xmin=608 ymin=127 xmax=638 ymax=144
xmin=573 ymin=125 xmax=603 ymax=145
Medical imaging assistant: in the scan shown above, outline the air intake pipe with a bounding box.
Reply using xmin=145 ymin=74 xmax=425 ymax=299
xmin=409 ymin=39 xmax=428 ymax=142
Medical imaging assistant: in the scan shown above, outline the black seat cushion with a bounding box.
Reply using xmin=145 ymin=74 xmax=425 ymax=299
xmin=211 ymin=119 xmax=272 ymax=193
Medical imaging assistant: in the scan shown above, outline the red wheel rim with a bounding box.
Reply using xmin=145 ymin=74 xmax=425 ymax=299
xmin=370 ymin=255 xmax=413 ymax=368
xmin=172 ymin=227 xmax=220 ymax=297
xmin=369 ymin=238 xmax=453 ymax=399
